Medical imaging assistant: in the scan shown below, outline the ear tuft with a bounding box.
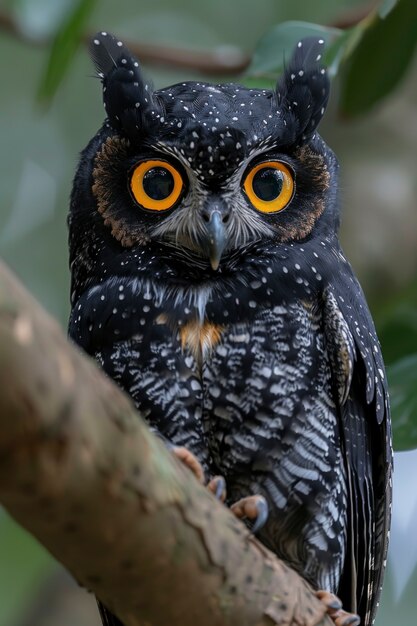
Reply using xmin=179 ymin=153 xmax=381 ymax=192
xmin=276 ymin=37 xmax=330 ymax=145
xmin=89 ymin=32 xmax=160 ymax=137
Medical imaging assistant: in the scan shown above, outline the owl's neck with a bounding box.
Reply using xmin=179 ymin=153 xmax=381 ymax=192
xmin=69 ymin=233 xmax=346 ymax=355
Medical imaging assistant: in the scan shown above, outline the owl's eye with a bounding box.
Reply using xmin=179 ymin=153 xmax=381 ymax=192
xmin=244 ymin=161 xmax=294 ymax=213
xmin=130 ymin=160 xmax=183 ymax=211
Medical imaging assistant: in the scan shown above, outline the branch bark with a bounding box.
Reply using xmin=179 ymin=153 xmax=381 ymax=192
xmin=0 ymin=261 xmax=332 ymax=626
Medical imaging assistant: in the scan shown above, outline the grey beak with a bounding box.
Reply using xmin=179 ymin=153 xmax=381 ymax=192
xmin=205 ymin=210 xmax=227 ymax=271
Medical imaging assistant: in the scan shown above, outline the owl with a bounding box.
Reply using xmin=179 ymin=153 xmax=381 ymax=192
xmin=68 ymin=32 xmax=392 ymax=626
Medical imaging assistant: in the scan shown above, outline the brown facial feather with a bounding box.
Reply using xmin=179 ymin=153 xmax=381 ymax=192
xmin=92 ymin=135 xmax=150 ymax=247
xmin=271 ymin=145 xmax=331 ymax=243
xmin=295 ymin=145 xmax=331 ymax=192
xmin=92 ymin=136 xmax=332 ymax=253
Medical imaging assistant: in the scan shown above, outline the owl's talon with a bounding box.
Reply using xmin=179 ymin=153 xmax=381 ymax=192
xmin=334 ymin=612 xmax=360 ymax=626
xmin=251 ymin=497 xmax=269 ymax=533
xmin=207 ymin=475 xmax=227 ymax=501
xmin=315 ymin=590 xmax=342 ymax=611
xmin=171 ymin=446 xmax=205 ymax=483
xmin=230 ymin=495 xmax=269 ymax=533
xmin=316 ymin=590 xmax=360 ymax=626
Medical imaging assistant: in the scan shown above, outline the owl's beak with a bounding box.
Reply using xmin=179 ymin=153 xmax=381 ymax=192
xmin=203 ymin=210 xmax=227 ymax=271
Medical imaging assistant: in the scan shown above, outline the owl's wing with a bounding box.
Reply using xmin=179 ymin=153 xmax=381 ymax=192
xmin=323 ymin=274 xmax=392 ymax=626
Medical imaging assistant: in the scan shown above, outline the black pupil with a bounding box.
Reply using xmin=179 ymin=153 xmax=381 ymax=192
xmin=143 ymin=167 xmax=175 ymax=200
xmin=252 ymin=168 xmax=284 ymax=201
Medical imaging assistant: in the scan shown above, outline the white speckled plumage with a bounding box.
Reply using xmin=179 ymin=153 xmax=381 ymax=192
xmin=69 ymin=32 xmax=392 ymax=626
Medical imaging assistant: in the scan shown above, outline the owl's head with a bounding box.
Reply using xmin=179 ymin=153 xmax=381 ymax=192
xmin=69 ymin=33 xmax=338 ymax=292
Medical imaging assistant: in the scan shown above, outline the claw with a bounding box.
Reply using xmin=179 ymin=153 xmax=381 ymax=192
xmin=316 ymin=590 xmax=360 ymax=626
xmin=171 ymin=446 xmax=205 ymax=483
xmin=334 ymin=613 xmax=360 ymax=626
xmin=207 ymin=475 xmax=227 ymax=501
xmin=230 ymin=495 xmax=269 ymax=533
xmin=251 ymin=497 xmax=269 ymax=533
xmin=315 ymin=590 xmax=343 ymax=611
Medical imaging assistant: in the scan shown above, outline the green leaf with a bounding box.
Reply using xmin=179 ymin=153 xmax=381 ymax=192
xmin=378 ymin=309 xmax=417 ymax=366
xmin=339 ymin=0 xmax=417 ymax=116
xmin=37 ymin=0 xmax=97 ymax=105
xmin=379 ymin=0 xmax=399 ymax=19
xmin=387 ymin=354 xmax=417 ymax=451
xmin=246 ymin=20 xmax=343 ymax=82
xmin=324 ymin=26 xmax=360 ymax=77
xmin=374 ymin=278 xmax=417 ymax=365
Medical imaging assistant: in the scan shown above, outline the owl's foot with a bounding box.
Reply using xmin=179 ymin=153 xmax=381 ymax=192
xmin=207 ymin=475 xmax=227 ymax=501
xmin=171 ymin=448 xmax=226 ymax=501
xmin=230 ymin=495 xmax=269 ymax=533
xmin=316 ymin=591 xmax=360 ymax=626
xmin=171 ymin=446 xmax=205 ymax=483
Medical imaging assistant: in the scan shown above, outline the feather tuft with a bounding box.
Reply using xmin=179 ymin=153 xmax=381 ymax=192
xmin=275 ymin=37 xmax=330 ymax=145
xmin=89 ymin=32 xmax=160 ymax=138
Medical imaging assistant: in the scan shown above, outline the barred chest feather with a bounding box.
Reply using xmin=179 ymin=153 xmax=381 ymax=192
xmin=72 ymin=278 xmax=348 ymax=592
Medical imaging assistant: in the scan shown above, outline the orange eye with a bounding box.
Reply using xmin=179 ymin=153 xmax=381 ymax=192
xmin=130 ymin=160 xmax=183 ymax=211
xmin=243 ymin=161 xmax=294 ymax=213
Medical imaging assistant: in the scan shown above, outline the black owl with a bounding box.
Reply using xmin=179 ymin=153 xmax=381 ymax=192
xmin=68 ymin=33 xmax=392 ymax=626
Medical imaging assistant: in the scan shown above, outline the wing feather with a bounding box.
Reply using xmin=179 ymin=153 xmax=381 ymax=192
xmin=323 ymin=280 xmax=392 ymax=626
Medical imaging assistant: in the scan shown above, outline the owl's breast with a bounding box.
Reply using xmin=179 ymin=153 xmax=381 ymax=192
xmin=71 ymin=276 xmax=340 ymax=479
xmin=201 ymin=301 xmax=337 ymax=465
xmin=201 ymin=301 xmax=348 ymax=588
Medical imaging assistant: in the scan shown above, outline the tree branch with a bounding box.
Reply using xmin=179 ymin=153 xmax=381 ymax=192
xmin=0 ymin=3 xmax=377 ymax=77
xmin=0 ymin=260 xmax=332 ymax=626
xmin=0 ymin=9 xmax=249 ymax=76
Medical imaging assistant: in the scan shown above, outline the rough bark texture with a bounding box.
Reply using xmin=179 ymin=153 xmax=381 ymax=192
xmin=0 ymin=261 xmax=332 ymax=626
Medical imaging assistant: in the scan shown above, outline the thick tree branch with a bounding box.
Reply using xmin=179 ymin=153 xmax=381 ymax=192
xmin=0 ymin=261 xmax=332 ymax=626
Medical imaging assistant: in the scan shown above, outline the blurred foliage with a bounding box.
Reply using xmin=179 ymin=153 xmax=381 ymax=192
xmin=388 ymin=355 xmax=417 ymax=450
xmin=0 ymin=512 xmax=56 ymax=625
xmin=376 ymin=279 xmax=417 ymax=450
xmin=246 ymin=21 xmax=344 ymax=83
xmin=37 ymin=0 xmax=97 ymax=103
xmin=247 ymin=0 xmax=417 ymax=116
xmin=27 ymin=0 xmax=417 ymax=115
xmin=0 ymin=0 xmax=417 ymax=625
xmin=376 ymin=280 xmax=417 ymax=366
xmin=340 ymin=0 xmax=417 ymax=116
